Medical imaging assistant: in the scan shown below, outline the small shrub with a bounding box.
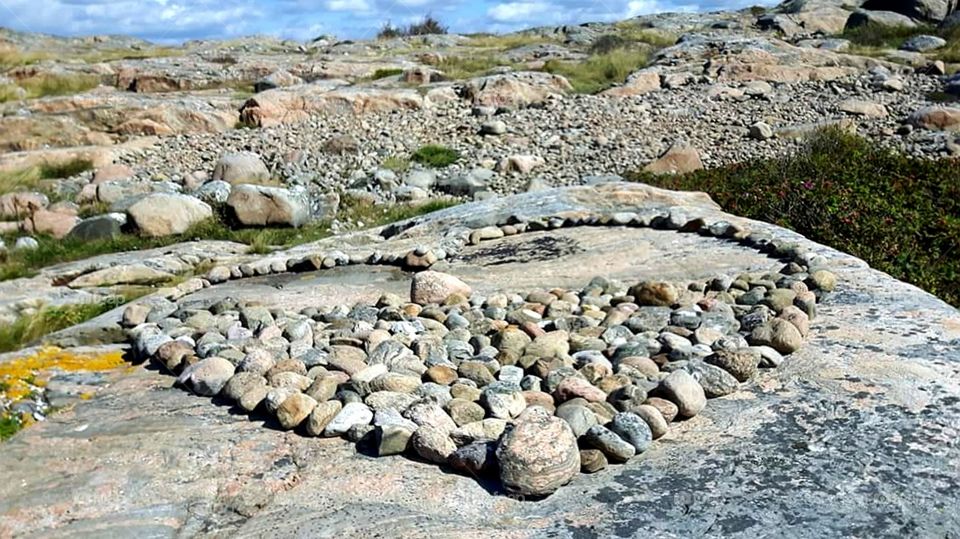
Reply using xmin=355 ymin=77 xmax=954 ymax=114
xmin=544 ymin=48 xmax=651 ymax=94
xmin=378 ymin=22 xmax=403 ymax=40
xmin=406 ymin=15 xmax=448 ymax=36
xmin=377 ymin=15 xmax=447 ymax=39
xmin=411 ymin=145 xmax=460 ymax=168
xmin=627 ymin=127 xmax=960 ymax=307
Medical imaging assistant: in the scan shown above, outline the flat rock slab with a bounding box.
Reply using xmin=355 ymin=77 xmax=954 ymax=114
xmin=1 ymin=183 xmax=958 ymax=537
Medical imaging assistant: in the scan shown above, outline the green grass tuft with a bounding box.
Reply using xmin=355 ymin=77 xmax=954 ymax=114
xmin=411 ymin=145 xmax=460 ymax=168
xmin=627 ymin=127 xmax=960 ymax=307
xmin=0 ymin=300 xmax=127 ymax=354
xmin=369 ymin=68 xmax=404 ymax=80
xmin=382 ymin=156 xmax=411 ymax=172
xmin=543 ymin=48 xmax=651 ymax=94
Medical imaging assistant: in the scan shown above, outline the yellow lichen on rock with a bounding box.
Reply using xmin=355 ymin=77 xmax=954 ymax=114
xmin=0 ymin=347 xmax=126 ymax=403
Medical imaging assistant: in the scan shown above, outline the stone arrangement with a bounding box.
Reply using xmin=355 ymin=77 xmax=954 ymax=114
xmin=124 ymin=210 xmax=836 ymax=497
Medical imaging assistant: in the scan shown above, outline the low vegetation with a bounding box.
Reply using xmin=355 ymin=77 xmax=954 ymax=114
xmin=0 ymin=300 xmax=131 ymax=354
xmin=377 ymin=15 xmax=448 ymax=39
xmin=369 ymin=68 xmax=404 ymax=80
xmin=0 ymin=159 xmax=94 ymax=196
xmin=627 ymin=128 xmax=960 ymax=307
xmin=381 ymin=156 xmax=411 ymax=172
xmin=0 ymin=194 xmax=460 ymax=282
xmin=0 ymin=346 xmax=127 ymax=441
xmin=840 ymin=22 xmax=960 ymax=63
xmin=434 ymin=55 xmax=513 ymax=79
xmin=411 ymin=145 xmax=460 ymax=167
xmin=544 ymin=48 xmax=652 ymax=94
xmin=465 ymin=33 xmax=557 ymax=50
xmin=0 ymin=73 xmax=100 ymax=103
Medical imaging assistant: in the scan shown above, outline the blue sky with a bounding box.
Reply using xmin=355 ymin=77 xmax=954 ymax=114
xmin=0 ymin=0 xmax=779 ymax=43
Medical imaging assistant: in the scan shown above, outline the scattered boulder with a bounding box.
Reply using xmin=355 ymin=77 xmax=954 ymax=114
xmin=212 ymin=152 xmax=271 ymax=185
xmin=410 ymin=271 xmax=472 ymax=305
xmin=177 ymin=357 xmax=235 ymax=396
xmin=127 ymin=194 xmax=212 ymax=237
xmin=643 ymin=144 xmax=703 ymax=175
xmin=226 ymin=184 xmax=309 ymax=228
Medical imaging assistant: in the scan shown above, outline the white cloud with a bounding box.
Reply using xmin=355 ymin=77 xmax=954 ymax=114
xmin=326 ymin=0 xmax=372 ymax=11
xmin=0 ymin=0 xmax=781 ymax=42
xmin=488 ymin=2 xmax=553 ymax=22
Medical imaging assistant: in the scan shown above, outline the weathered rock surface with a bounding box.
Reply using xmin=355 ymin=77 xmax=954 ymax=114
xmin=496 ymin=406 xmax=580 ymax=497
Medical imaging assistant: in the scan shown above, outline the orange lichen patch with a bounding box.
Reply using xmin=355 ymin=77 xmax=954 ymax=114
xmin=0 ymin=347 xmax=126 ymax=402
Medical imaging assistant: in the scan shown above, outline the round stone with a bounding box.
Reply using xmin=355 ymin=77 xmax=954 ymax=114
xmin=496 ymin=407 xmax=580 ymax=497
xmin=659 ymin=370 xmax=706 ymax=418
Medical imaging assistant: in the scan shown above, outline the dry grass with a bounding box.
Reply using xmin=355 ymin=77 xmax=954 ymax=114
xmin=0 ymin=73 xmax=100 ymax=103
xmin=465 ymin=33 xmax=558 ymax=50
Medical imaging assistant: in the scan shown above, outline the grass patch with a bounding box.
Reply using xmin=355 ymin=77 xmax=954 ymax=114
xmin=382 ymin=156 xmax=411 ymax=172
xmin=626 ymin=127 xmax=960 ymax=307
xmin=340 ymin=196 xmax=459 ymax=227
xmin=411 ymin=145 xmax=460 ymax=168
xmin=0 ymin=195 xmax=461 ymax=280
xmin=841 ymin=22 xmax=933 ymax=49
xmin=543 ymin=48 xmax=652 ymax=94
xmin=0 ymin=73 xmax=100 ymax=103
xmin=0 ymin=159 xmax=93 ymax=196
xmin=0 ymin=301 xmax=130 ymax=354
xmin=369 ymin=68 xmax=404 ymax=80
xmin=435 ymin=55 xmax=511 ymax=79
xmin=466 ymin=33 xmax=557 ymax=50
xmin=609 ymin=23 xmax=678 ymax=49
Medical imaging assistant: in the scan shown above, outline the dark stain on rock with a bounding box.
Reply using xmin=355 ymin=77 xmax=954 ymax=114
xmin=454 ymin=235 xmax=583 ymax=266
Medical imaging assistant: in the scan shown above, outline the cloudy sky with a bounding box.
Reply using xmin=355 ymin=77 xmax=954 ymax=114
xmin=0 ymin=0 xmax=779 ymax=43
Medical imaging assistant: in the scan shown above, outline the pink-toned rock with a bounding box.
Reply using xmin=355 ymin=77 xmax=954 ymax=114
xmin=496 ymin=155 xmax=545 ymax=174
xmin=496 ymin=406 xmax=580 ymax=497
xmin=644 ymin=144 xmax=703 ymax=175
xmin=908 ymin=106 xmax=960 ymax=131
xmin=0 ymin=192 xmax=48 ymax=219
xmin=602 ymin=70 xmax=661 ymax=97
xmin=554 ymin=377 xmax=607 ymax=403
xmin=410 ymin=271 xmax=472 ymax=305
xmin=22 ymin=209 xmax=81 ymax=239
xmin=93 ymin=164 xmax=135 ymax=184
xmin=461 ymin=72 xmax=572 ymax=109
xmin=239 ymin=85 xmax=423 ymax=128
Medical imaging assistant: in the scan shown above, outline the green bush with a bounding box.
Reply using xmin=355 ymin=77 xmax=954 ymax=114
xmin=411 ymin=145 xmax=460 ymax=167
xmin=627 ymin=128 xmax=960 ymax=306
